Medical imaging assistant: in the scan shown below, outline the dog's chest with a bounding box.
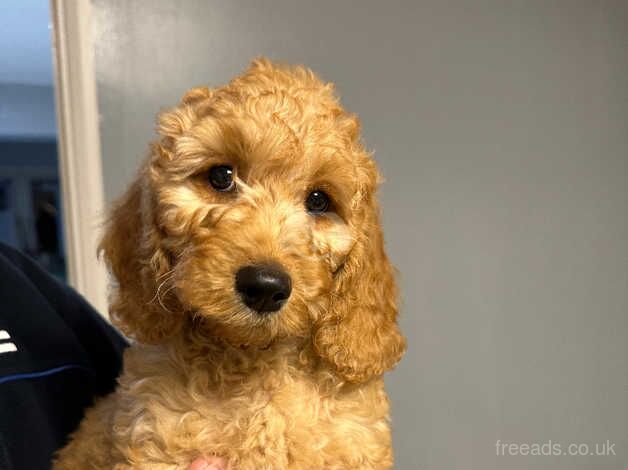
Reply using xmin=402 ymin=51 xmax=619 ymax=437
xmin=115 ymin=351 xmax=393 ymax=468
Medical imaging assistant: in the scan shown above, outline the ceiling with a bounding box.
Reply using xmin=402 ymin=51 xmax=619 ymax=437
xmin=0 ymin=0 xmax=54 ymax=86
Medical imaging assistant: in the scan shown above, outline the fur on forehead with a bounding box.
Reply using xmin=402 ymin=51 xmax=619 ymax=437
xmin=153 ymin=58 xmax=376 ymax=206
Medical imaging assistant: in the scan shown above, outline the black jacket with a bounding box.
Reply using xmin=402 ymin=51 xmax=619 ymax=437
xmin=0 ymin=243 xmax=127 ymax=469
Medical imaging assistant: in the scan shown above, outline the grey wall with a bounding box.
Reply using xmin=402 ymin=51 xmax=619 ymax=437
xmin=92 ymin=1 xmax=628 ymax=469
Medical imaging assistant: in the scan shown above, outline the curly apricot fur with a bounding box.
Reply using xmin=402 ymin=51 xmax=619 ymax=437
xmin=54 ymin=58 xmax=405 ymax=470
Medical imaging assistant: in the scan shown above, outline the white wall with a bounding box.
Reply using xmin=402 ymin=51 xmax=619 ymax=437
xmin=92 ymin=1 xmax=628 ymax=468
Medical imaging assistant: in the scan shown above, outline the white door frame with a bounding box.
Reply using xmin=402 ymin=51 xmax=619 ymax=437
xmin=50 ymin=0 xmax=108 ymax=317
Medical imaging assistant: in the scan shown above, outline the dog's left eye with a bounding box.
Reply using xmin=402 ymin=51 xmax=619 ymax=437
xmin=305 ymin=190 xmax=331 ymax=213
xmin=208 ymin=165 xmax=235 ymax=192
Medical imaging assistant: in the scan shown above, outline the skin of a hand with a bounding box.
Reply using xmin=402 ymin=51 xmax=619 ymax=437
xmin=188 ymin=456 xmax=227 ymax=470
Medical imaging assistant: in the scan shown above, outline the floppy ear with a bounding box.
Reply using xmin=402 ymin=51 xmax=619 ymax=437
xmin=99 ymin=169 xmax=183 ymax=343
xmin=99 ymin=85 xmax=219 ymax=342
xmin=313 ymin=169 xmax=406 ymax=383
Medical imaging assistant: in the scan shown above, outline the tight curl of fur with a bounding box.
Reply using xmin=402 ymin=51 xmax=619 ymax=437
xmin=54 ymin=58 xmax=405 ymax=470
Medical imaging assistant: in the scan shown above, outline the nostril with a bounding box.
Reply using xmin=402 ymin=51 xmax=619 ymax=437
xmin=272 ymin=292 xmax=287 ymax=303
xmin=245 ymin=287 xmax=261 ymax=300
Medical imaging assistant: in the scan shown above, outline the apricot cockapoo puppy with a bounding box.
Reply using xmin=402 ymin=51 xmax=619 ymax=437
xmin=54 ymin=59 xmax=405 ymax=469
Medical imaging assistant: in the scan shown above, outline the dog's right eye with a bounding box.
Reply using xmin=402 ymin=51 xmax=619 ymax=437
xmin=208 ymin=165 xmax=235 ymax=192
xmin=305 ymin=190 xmax=331 ymax=214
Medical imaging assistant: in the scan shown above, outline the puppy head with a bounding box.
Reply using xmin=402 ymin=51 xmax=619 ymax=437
xmin=100 ymin=58 xmax=405 ymax=382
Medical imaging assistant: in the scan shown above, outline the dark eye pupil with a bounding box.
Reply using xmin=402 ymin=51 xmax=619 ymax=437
xmin=209 ymin=165 xmax=234 ymax=191
xmin=306 ymin=190 xmax=330 ymax=213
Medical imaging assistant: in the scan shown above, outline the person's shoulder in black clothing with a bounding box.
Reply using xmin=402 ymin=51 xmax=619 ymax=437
xmin=0 ymin=243 xmax=127 ymax=470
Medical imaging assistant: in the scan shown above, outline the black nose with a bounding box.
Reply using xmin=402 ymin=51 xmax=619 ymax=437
xmin=235 ymin=264 xmax=292 ymax=313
